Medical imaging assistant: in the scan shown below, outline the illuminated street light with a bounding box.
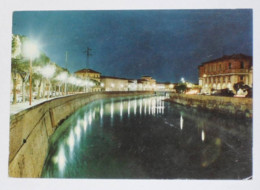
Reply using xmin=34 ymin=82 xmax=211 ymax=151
xmin=23 ymin=40 xmax=40 ymax=60
xmin=23 ymin=40 xmax=39 ymax=105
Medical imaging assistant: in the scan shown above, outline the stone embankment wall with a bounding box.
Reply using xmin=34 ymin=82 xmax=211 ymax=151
xmin=9 ymin=91 xmax=153 ymax=178
xmin=169 ymin=93 xmax=252 ymax=118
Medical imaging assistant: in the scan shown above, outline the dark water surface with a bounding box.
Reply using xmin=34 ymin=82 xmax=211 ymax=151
xmin=41 ymin=95 xmax=252 ymax=179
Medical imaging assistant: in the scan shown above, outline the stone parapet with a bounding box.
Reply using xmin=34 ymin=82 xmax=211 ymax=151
xmin=9 ymin=91 xmax=154 ymax=178
xmin=169 ymin=93 xmax=252 ymax=118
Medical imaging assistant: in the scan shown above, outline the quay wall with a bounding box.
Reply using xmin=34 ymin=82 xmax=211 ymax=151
xmin=169 ymin=93 xmax=252 ymax=118
xmin=9 ymin=91 xmax=154 ymax=178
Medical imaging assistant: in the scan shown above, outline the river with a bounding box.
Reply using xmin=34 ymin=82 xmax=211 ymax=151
xmin=41 ymin=95 xmax=252 ymax=179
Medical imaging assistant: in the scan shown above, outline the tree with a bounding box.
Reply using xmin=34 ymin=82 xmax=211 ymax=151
xmin=233 ymin=82 xmax=244 ymax=94
xmin=11 ymin=35 xmax=30 ymax=104
xmin=233 ymin=82 xmax=252 ymax=97
xmin=174 ymin=83 xmax=187 ymax=94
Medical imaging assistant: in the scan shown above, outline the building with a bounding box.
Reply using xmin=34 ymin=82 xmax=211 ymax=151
xmin=162 ymin=82 xmax=175 ymax=92
xmin=74 ymin=68 xmax=101 ymax=92
xmin=198 ymin=54 xmax=252 ymax=94
xmin=156 ymin=83 xmax=166 ymax=91
xmin=128 ymin=79 xmax=138 ymax=91
xmin=137 ymin=76 xmax=157 ymax=91
xmin=101 ymin=76 xmax=129 ymax=91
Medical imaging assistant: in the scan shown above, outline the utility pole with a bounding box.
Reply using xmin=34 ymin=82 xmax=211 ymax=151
xmin=85 ymin=47 xmax=92 ymax=68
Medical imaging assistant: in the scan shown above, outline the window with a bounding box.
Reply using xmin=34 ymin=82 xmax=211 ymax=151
xmin=228 ymin=76 xmax=231 ymax=82
xmin=229 ymin=62 xmax=232 ymax=69
xmin=240 ymin=76 xmax=244 ymax=81
xmin=240 ymin=61 xmax=244 ymax=69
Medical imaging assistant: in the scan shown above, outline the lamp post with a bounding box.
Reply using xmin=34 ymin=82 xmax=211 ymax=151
xmin=23 ymin=41 xmax=39 ymax=105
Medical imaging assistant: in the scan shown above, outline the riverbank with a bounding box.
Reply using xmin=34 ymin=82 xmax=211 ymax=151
xmin=9 ymin=91 xmax=154 ymax=178
xmin=168 ymin=93 xmax=252 ymax=118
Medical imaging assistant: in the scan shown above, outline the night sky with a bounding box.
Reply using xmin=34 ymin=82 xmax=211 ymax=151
xmin=12 ymin=10 xmax=252 ymax=83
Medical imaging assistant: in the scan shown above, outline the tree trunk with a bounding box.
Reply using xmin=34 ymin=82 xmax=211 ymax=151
xmin=47 ymin=80 xmax=51 ymax=99
xmin=22 ymin=81 xmax=25 ymax=103
xmin=12 ymin=73 xmax=17 ymax=104
xmin=42 ymin=80 xmax=46 ymax=99
xmin=37 ymin=79 xmax=42 ymax=99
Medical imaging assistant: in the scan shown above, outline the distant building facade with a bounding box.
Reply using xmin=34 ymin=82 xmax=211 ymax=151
xmin=101 ymin=76 xmax=129 ymax=91
xmin=198 ymin=54 xmax=253 ymax=94
xmin=137 ymin=76 xmax=157 ymax=91
xmin=155 ymin=82 xmax=175 ymax=91
xmin=75 ymin=68 xmax=101 ymax=92
xmin=128 ymin=79 xmax=138 ymax=91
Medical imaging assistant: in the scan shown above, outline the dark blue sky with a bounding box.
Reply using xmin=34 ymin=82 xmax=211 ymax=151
xmin=12 ymin=10 xmax=252 ymax=83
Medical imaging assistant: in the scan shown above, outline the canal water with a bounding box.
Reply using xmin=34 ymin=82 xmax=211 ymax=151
xmin=41 ymin=95 xmax=252 ymax=179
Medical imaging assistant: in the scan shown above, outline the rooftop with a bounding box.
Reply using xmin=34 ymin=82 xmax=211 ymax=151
xmin=75 ymin=68 xmax=101 ymax=74
xmin=101 ymin=76 xmax=129 ymax=80
xmin=199 ymin=54 xmax=252 ymax=67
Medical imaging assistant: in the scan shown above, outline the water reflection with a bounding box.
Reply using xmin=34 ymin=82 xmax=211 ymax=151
xmin=67 ymin=131 xmax=75 ymax=153
xmin=134 ymin=99 xmax=137 ymax=115
xmin=144 ymin=100 xmax=147 ymax=115
xmin=110 ymin=102 xmax=114 ymax=119
xmin=128 ymin=100 xmax=130 ymax=117
xmin=120 ymin=101 xmax=123 ymax=119
xmin=83 ymin=113 xmax=88 ymax=132
xmin=180 ymin=115 xmax=183 ymax=130
xmin=100 ymin=102 xmax=104 ymax=118
xmin=88 ymin=112 xmax=92 ymax=125
xmin=201 ymin=130 xmax=205 ymax=142
xmin=42 ymin=95 xmax=252 ymax=179
xmin=74 ymin=121 xmax=81 ymax=141
xmin=52 ymin=145 xmax=66 ymax=175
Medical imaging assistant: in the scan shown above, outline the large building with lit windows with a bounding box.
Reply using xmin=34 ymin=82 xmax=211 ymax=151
xmin=75 ymin=68 xmax=101 ymax=92
xmin=75 ymin=68 xmax=101 ymax=82
xmin=101 ymin=76 xmax=129 ymax=91
xmin=198 ymin=54 xmax=253 ymax=94
xmin=137 ymin=76 xmax=157 ymax=91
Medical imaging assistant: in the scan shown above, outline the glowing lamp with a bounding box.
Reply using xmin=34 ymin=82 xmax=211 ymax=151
xmin=23 ymin=41 xmax=39 ymax=59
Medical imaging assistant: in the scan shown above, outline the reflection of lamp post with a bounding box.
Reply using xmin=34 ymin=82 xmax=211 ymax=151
xmin=23 ymin=41 xmax=39 ymax=105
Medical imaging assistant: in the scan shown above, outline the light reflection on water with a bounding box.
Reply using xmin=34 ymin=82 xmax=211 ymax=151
xmin=42 ymin=95 xmax=252 ymax=179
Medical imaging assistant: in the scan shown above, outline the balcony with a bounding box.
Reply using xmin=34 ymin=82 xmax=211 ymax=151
xmin=204 ymin=69 xmax=249 ymax=76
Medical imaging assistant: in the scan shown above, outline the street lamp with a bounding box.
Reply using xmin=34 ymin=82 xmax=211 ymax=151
xmin=23 ymin=40 xmax=39 ymax=105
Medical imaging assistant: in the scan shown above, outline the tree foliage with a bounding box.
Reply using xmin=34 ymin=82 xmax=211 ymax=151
xmin=233 ymin=82 xmax=252 ymax=97
xmin=174 ymin=83 xmax=187 ymax=93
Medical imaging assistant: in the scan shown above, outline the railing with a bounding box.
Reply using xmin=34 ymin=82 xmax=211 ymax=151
xmin=202 ymin=69 xmax=249 ymax=76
